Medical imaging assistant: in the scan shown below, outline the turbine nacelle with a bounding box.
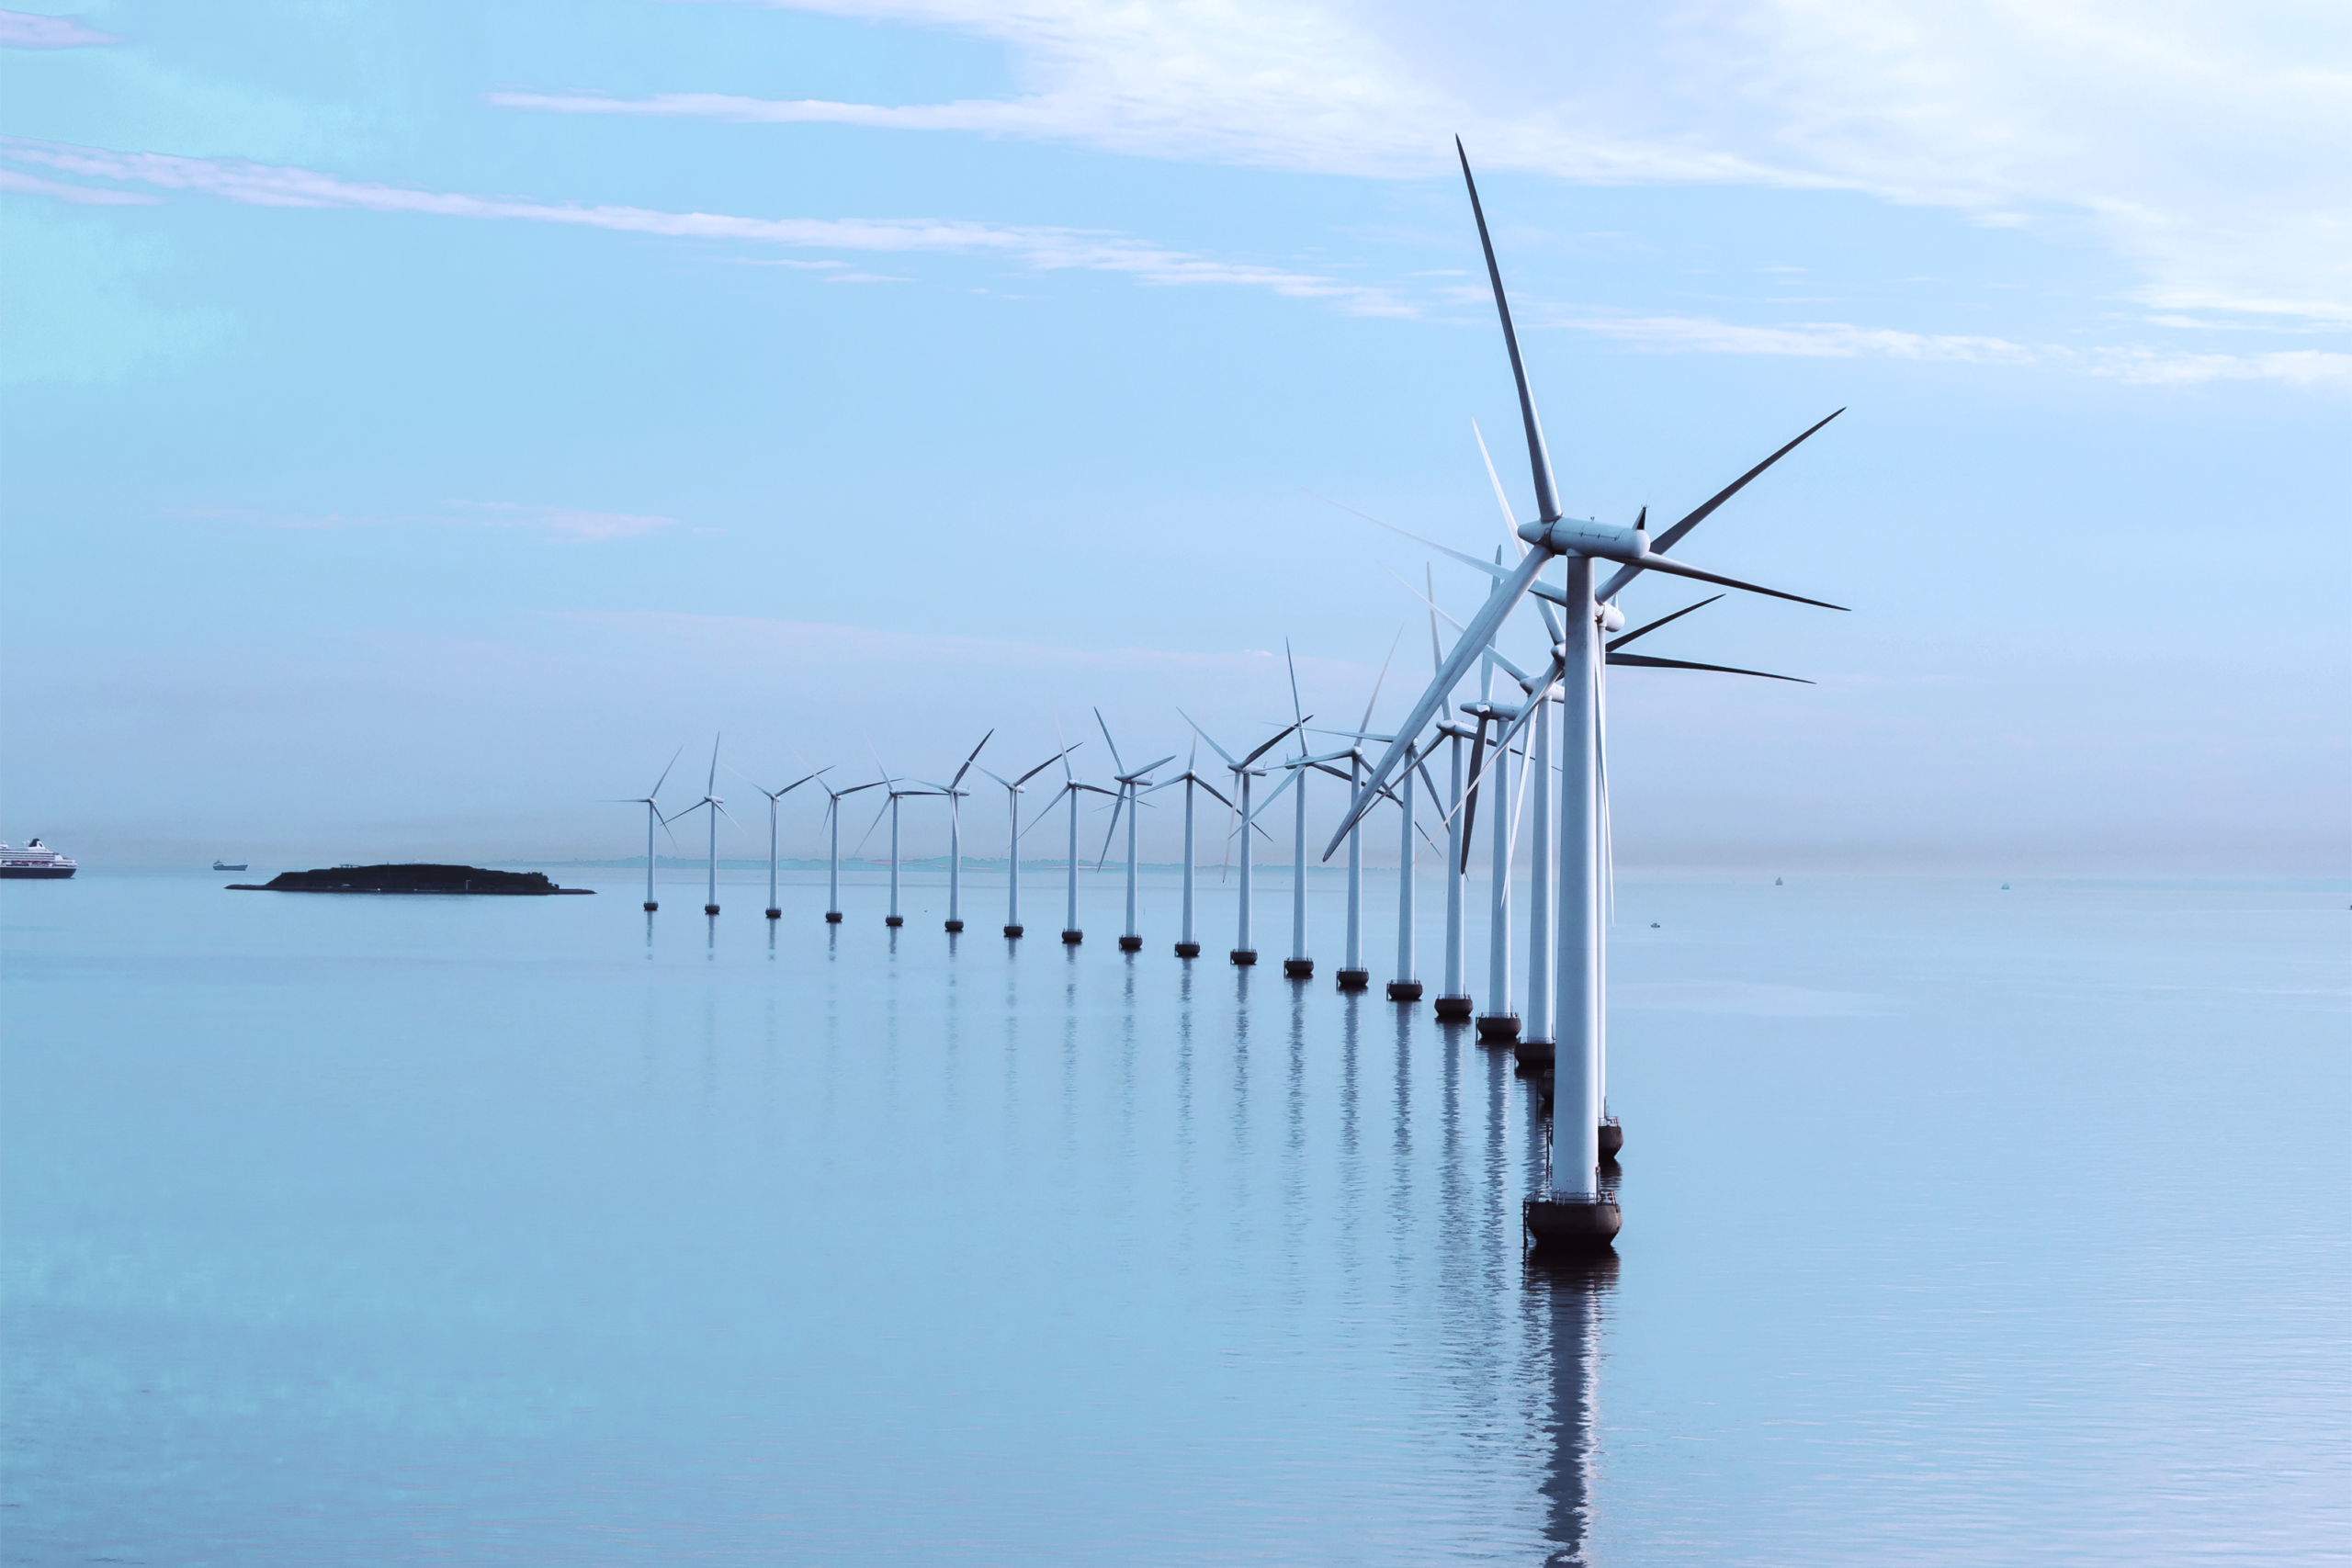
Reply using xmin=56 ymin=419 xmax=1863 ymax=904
xmin=1516 ymin=517 xmax=1648 ymax=560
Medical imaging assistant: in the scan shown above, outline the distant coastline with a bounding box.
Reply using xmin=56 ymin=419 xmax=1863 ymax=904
xmin=230 ymin=864 xmax=594 ymax=896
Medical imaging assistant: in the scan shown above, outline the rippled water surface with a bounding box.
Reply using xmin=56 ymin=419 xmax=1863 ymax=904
xmin=4 ymin=869 xmax=2346 ymax=1565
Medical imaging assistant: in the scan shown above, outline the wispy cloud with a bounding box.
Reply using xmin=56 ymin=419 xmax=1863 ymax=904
xmin=0 ymin=166 xmax=158 ymax=205
xmin=0 ymin=136 xmax=1414 ymax=317
xmin=497 ymin=0 xmax=2352 ymax=328
xmin=0 ymin=9 xmax=118 ymax=48
xmin=1544 ymin=310 xmax=2352 ymax=389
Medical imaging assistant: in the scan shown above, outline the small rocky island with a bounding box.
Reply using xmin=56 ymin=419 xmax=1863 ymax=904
xmin=228 ymin=864 xmax=594 ymax=896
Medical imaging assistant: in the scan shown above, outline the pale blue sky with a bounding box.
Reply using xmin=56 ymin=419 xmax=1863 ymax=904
xmin=3 ymin=0 xmax=2345 ymax=874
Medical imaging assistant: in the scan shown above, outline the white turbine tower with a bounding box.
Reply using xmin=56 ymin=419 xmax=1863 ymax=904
xmin=1325 ymin=141 xmax=1849 ymax=1254
xmin=1090 ymin=710 xmax=1175 ymax=953
xmin=1143 ymin=738 xmax=1232 ymax=959
xmin=1182 ymin=711 xmax=1306 ymax=967
xmin=747 ymin=767 xmax=827 ymax=919
xmin=925 ymin=731 xmax=991 ymax=933
xmin=979 ymin=746 xmax=1073 ymax=939
xmin=816 ymin=776 xmax=882 ymax=923
xmin=606 ymin=744 xmax=682 ymax=913
xmin=1318 ymin=633 xmax=1401 ymax=992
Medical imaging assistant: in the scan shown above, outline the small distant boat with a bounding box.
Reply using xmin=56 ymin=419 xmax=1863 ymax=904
xmin=1 ymin=839 xmax=76 ymax=879
xmin=1774 ymin=876 xmax=1783 ymax=886
xmin=213 ymin=860 xmax=248 ymax=872
xmin=2001 ymin=883 xmax=2010 ymax=890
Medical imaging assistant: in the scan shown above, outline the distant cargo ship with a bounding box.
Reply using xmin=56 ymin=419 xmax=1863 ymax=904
xmin=1 ymin=840 xmax=76 ymax=879
xmin=213 ymin=860 xmax=248 ymax=871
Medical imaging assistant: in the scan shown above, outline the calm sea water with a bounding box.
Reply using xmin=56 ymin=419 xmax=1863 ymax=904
xmin=3 ymin=867 xmax=2346 ymax=1565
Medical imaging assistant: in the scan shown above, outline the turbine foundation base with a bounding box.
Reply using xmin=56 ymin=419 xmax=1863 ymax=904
xmin=703 ymin=905 xmax=720 ymax=917
xmin=1523 ymin=1194 xmax=1622 ymax=1255
xmin=825 ymin=911 xmax=843 ymax=924
xmin=1514 ymin=1038 xmax=1555 ymax=1070
xmin=765 ymin=908 xmax=781 ymax=919
xmin=1433 ymin=995 xmax=1474 ymax=1021
xmin=1117 ymin=935 xmax=1143 ymax=952
xmin=1335 ymin=968 xmax=1371 ymax=992
xmin=1061 ymin=930 xmax=1083 ymax=945
xmin=1002 ymin=924 xmax=1023 ymax=939
xmin=885 ymin=916 xmax=904 ymax=928
xmin=1283 ymin=958 xmax=1314 ymax=978
xmin=643 ymin=902 xmax=658 ymax=913
xmin=1174 ymin=942 xmax=1201 ymax=958
xmin=1386 ymin=979 xmax=1424 ymax=1002
xmin=944 ymin=919 xmax=965 ymax=933
xmin=1476 ymin=1012 xmax=1521 ymax=1042
xmin=1229 ymin=949 xmax=1257 ymax=966
xmin=1599 ymin=1120 xmax=1623 ymax=1161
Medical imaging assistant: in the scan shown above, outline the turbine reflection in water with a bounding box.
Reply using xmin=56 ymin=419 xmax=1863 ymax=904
xmin=1530 ymin=1252 xmax=1619 ymax=1567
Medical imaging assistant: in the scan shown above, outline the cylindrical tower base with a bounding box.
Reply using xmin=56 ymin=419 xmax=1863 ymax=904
xmin=1061 ymin=929 xmax=1083 ymax=945
xmin=1283 ymin=958 xmax=1314 ymax=978
xmin=1386 ymin=979 xmax=1423 ymax=1001
xmin=1476 ymin=1012 xmax=1521 ymax=1043
xmin=825 ymin=911 xmax=843 ymax=924
xmin=1229 ymin=948 xmax=1258 ymax=965
xmin=1599 ymin=1120 xmax=1623 ymax=1161
xmin=1174 ymin=942 xmax=1201 ymax=958
xmin=944 ymin=919 xmax=965 ymax=933
xmin=703 ymin=904 xmax=720 ymax=916
xmin=1335 ymin=968 xmax=1370 ymax=991
xmin=1003 ymin=923 xmax=1023 ymax=938
xmin=1118 ymin=934 xmax=1143 ymax=952
xmin=885 ymin=915 xmax=904 ymax=928
xmin=1514 ymin=1038 xmax=1555 ymax=1069
xmin=1433 ymin=995 xmax=1474 ymax=1021
xmin=1523 ymin=1195 xmax=1621 ymax=1255
xmin=643 ymin=901 xmax=659 ymax=912
xmin=765 ymin=908 xmax=781 ymax=919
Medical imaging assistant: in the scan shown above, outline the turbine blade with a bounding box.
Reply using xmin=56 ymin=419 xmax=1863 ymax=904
xmin=1093 ymin=789 xmax=1125 ymax=870
xmin=1626 ymin=552 xmax=1848 ymax=611
xmin=1285 ymin=638 xmax=1305 ymax=729
xmin=1178 ymin=708 xmax=1241 ymax=769
xmin=649 ymin=742 xmax=684 ymax=800
xmin=1324 ymin=548 xmax=1548 ymax=858
xmin=850 ymin=794 xmax=891 ymax=857
xmin=1597 ymin=410 xmax=1845 ymax=604
xmin=1427 ymin=565 xmax=1443 ymax=674
xmin=707 ymin=733 xmax=721 ymax=795
xmin=1241 ymin=717 xmax=1308 ymax=768
xmin=1471 ymin=418 xmax=1526 ymax=553
xmin=1607 ymin=651 xmax=1814 ymax=682
xmin=1093 ymin=707 xmax=1126 ymax=778
xmin=1015 ymin=747 xmax=1076 ymax=787
xmin=1460 ymin=720 xmax=1488 ymax=872
xmin=949 ymin=730 xmax=993 ymax=790
xmin=1360 ymin=626 xmax=1401 ymax=733
xmin=1608 ymin=595 xmax=1724 ymax=652
xmin=1245 ymin=764 xmax=1300 ymax=826
xmin=1457 ymin=137 xmax=1561 ymax=525
xmin=1319 ymin=496 xmax=1510 ymax=581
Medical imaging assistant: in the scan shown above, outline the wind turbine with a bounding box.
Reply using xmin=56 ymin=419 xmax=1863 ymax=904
xmin=855 ymin=760 xmax=943 ymax=929
xmin=815 ymin=776 xmax=883 ymax=923
xmin=1143 ymin=738 xmax=1232 ymax=959
xmin=1237 ymin=644 xmax=1355 ymax=980
xmin=606 ymin=744 xmax=681 ymax=912
xmin=746 ymin=766 xmax=827 ymax=919
xmin=1183 ymin=710 xmax=1306 ymax=966
xmin=1326 ymin=141 xmax=1849 ymax=1252
xmin=926 ymin=731 xmax=991 ymax=932
xmin=1091 ymin=710 xmax=1175 ymax=953
xmin=663 ymin=735 xmax=738 ymax=918
xmin=979 ymin=745 xmax=1074 ymax=939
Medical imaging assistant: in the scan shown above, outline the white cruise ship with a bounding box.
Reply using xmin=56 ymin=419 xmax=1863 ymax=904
xmin=0 ymin=840 xmax=77 ymax=879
